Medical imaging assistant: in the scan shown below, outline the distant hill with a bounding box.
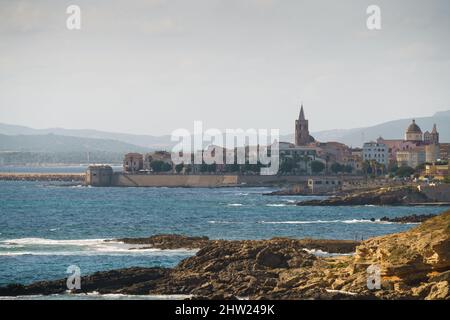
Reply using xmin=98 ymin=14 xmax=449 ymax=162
xmin=0 ymin=109 xmax=449 ymax=149
xmin=0 ymin=134 xmax=148 ymax=153
xmin=0 ymin=124 xmax=171 ymax=150
xmin=311 ymin=110 xmax=450 ymax=147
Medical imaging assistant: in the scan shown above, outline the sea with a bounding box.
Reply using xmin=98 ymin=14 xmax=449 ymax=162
xmin=0 ymin=166 xmax=448 ymax=298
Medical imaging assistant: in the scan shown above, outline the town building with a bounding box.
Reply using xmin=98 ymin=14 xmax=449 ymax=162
xmin=376 ymin=120 xmax=441 ymax=168
xmin=307 ymin=177 xmax=342 ymax=193
xmin=396 ymin=147 xmax=426 ymax=168
xmin=123 ymin=153 xmax=144 ymax=172
xmin=315 ymin=141 xmax=352 ymax=165
xmin=424 ymin=163 xmax=449 ymax=179
xmin=362 ymin=142 xmax=388 ymax=166
xmin=425 ymin=143 xmax=440 ymax=163
xmin=405 ymin=119 xmax=423 ymax=142
xmin=439 ymin=143 xmax=450 ymax=161
xmin=279 ymin=142 xmax=322 ymax=174
xmin=424 ymin=124 xmax=439 ymax=144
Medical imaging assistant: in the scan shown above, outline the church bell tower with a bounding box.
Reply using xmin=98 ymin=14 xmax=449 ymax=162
xmin=295 ymin=104 xmax=312 ymax=146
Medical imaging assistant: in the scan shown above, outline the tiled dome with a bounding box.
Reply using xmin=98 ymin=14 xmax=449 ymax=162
xmin=406 ymin=119 xmax=422 ymax=133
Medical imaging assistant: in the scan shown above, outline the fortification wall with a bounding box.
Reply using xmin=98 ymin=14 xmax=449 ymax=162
xmin=109 ymin=173 xmax=365 ymax=188
xmin=238 ymin=175 xmax=309 ymax=186
xmin=112 ymin=173 xmax=239 ymax=187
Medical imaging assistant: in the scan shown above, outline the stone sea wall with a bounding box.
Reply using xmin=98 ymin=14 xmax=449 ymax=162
xmin=0 ymin=173 xmax=85 ymax=182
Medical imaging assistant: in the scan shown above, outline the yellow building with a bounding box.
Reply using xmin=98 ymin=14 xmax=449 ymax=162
xmin=424 ymin=163 xmax=449 ymax=180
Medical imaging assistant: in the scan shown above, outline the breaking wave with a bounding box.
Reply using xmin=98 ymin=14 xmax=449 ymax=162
xmin=302 ymin=248 xmax=354 ymax=257
xmin=0 ymin=238 xmax=197 ymax=256
xmin=260 ymin=219 xmax=418 ymax=225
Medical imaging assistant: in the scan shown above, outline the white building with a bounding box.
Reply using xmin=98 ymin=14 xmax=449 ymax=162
xmin=362 ymin=142 xmax=388 ymax=166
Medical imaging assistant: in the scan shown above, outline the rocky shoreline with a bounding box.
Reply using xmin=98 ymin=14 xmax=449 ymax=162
xmin=112 ymin=234 xmax=360 ymax=254
xmin=1 ymin=210 xmax=449 ymax=300
xmin=376 ymin=214 xmax=437 ymax=223
xmin=296 ymin=186 xmax=450 ymax=206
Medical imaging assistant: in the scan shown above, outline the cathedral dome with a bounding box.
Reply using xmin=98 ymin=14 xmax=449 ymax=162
xmin=406 ymin=120 xmax=422 ymax=133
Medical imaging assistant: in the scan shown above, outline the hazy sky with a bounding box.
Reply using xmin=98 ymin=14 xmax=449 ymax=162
xmin=1 ymin=0 xmax=449 ymax=135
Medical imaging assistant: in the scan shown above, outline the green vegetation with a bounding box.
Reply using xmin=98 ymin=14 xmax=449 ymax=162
xmin=396 ymin=166 xmax=415 ymax=178
xmin=330 ymin=163 xmax=352 ymax=174
xmin=150 ymin=160 xmax=172 ymax=172
xmin=175 ymin=163 xmax=184 ymax=173
xmin=280 ymin=158 xmax=296 ymax=173
xmin=311 ymin=160 xmax=325 ymax=174
xmin=199 ymin=162 xmax=216 ymax=173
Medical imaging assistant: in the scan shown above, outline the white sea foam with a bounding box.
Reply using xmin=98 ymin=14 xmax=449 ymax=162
xmin=0 ymin=238 xmax=197 ymax=256
xmin=208 ymin=220 xmax=240 ymax=224
xmin=266 ymin=204 xmax=286 ymax=207
xmin=260 ymin=220 xmax=339 ymax=224
xmin=302 ymin=248 xmax=354 ymax=257
xmin=0 ymin=293 xmax=193 ymax=300
xmin=260 ymin=219 xmax=416 ymax=225
xmin=227 ymin=203 xmax=243 ymax=206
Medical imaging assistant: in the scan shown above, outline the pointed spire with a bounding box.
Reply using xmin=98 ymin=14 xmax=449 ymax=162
xmin=432 ymin=123 xmax=438 ymax=133
xmin=299 ymin=103 xmax=305 ymax=120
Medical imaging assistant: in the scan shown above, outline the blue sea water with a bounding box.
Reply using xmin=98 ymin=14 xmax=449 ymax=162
xmin=0 ymin=180 xmax=448 ymax=287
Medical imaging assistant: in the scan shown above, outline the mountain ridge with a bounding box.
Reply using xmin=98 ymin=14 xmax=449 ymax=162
xmin=0 ymin=109 xmax=449 ymax=150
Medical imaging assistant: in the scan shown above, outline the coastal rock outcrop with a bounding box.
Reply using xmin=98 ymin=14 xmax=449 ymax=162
xmin=1 ymin=211 xmax=448 ymax=299
xmin=112 ymin=234 xmax=210 ymax=250
xmin=296 ymin=186 xmax=447 ymax=206
xmin=377 ymin=214 xmax=437 ymax=223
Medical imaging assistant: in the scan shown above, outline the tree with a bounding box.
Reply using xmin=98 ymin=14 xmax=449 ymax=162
xmin=225 ymin=164 xmax=239 ymax=173
xmin=200 ymin=163 xmax=208 ymax=173
xmin=344 ymin=165 xmax=353 ymax=173
xmin=330 ymin=163 xmax=342 ymax=174
xmin=207 ymin=163 xmax=217 ymax=173
xmin=396 ymin=166 xmax=415 ymax=178
xmin=311 ymin=160 xmax=325 ymax=174
xmin=280 ymin=158 xmax=295 ymax=173
xmin=175 ymin=163 xmax=184 ymax=173
xmin=151 ymin=160 xmax=172 ymax=172
xmin=415 ymin=163 xmax=426 ymax=171
xmin=161 ymin=162 xmax=172 ymax=172
xmin=362 ymin=160 xmax=372 ymax=175
xmin=388 ymin=164 xmax=398 ymax=174
xmin=150 ymin=160 xmax=164 ymax=172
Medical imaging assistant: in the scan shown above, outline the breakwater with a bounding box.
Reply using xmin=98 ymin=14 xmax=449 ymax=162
xmin=0 ymin=173 xmax=85 ymax=182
